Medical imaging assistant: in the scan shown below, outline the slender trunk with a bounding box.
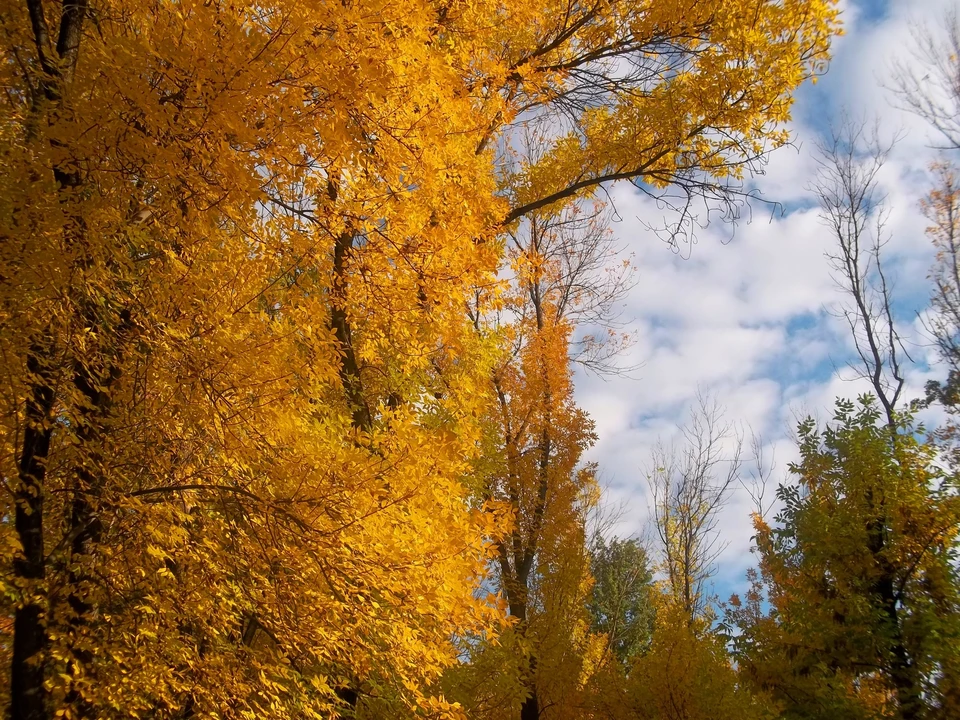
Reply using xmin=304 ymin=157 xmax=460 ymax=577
xmin=326 ymin=176 xmax=371 ymax=435
xmin=12 ymin=1 xmax=88 ymax=712
xmin=326 ymin=181 xmax=366 ymax=715
xmin=331 ymin=230 xmax=371 ymax=433
xmin=12 ymin=349 xmax=56 ymax=720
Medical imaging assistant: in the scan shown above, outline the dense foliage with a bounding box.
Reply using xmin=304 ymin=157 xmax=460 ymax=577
xmin=16 ymin=2 xmax=960 ymax=720
xmin=729 ymin=400 xmax=960 ymax=720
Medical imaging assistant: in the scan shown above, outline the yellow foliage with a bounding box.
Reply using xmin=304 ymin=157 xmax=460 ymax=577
xmin=1 ymin=0 xmax=838 ymax=717
xmin=628 ymin=594 xmax=778 ymax=720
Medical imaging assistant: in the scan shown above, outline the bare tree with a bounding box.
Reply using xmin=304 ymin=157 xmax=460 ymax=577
xmin=740 ymin=430 xmax=778 ymax=521
xmin=647 ymin=393 xmax=744 ymax=625
xmin=922 ymin=163 xmax=960 ymax=409
xmin=891 ymin=11 xmax=960 ymax=411
xmin=891 ymin=9 xmax=960 ymax=151
xmin=473 ymin=193 xmax=637 ymax=720
xmin=812 ymin=119 xmax=910 ymax=426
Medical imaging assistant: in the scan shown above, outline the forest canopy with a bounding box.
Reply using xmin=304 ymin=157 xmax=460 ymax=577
xmin=6 ymin=1 xmax=958 ymax=720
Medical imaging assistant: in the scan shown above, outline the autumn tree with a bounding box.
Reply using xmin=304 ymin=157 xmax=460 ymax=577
xmin=626 ymin=399 xmax=775 ymax=720
xmin=2 ymin=1 xmax=509 ymax=718
xmin=450 ymin=198 xmax=637 ymax=720
xmin=628 ymin=593 xmax=779 ymax=720
xmin=457 ymin=205 xmax=608 ymax=720
xmin=1 ymin=1 xmax=839 ymax=718
xmin=490 ymin=0 xmax=838 ymax=240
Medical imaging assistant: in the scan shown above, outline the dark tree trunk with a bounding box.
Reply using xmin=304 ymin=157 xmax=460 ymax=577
xmin=865 ymin=488 xmax=922 ymax=720
xmin=520 ymin=691 xmax=539 ymax=720
xmin=12 ymin=350 xmax=55 ymax=720
xmin=331 ymin=229 xmax=371 ymax=433
xmin=13 ymin=0 xmax=89 ymax=710
xmin=876 ymin=571 xmax=922 ymax=720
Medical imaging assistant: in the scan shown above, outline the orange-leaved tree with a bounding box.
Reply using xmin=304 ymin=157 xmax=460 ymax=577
xmin=448 ymin=205 xmax=608 ymax=720
xmin=2 ymin=1 xmax=507 ymax=718
xmin=1 ymin=1 xmax=838 ymax=719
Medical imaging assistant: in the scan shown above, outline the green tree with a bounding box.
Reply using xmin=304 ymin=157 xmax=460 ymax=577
xmin=730 ymin=398 xmax=960 ymax=720
xmin=587 ymin=535 xmax=655 ymax=668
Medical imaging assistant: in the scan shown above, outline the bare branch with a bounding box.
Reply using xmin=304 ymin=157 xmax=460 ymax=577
xmin=811 ymin=117 xmax=910 ymax=426
xmin=646 ymin=391 xmax=744 ymax=624
xmin=890 ymin=9 xmax=960 ymax=151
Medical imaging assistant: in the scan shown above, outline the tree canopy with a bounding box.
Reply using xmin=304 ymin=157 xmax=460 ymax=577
xmin=13 ymin=2 xmax=943 ymax=720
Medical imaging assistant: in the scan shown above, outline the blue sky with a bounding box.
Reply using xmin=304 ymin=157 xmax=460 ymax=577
xmin=574 ymin=0 xmax=956 ymax=603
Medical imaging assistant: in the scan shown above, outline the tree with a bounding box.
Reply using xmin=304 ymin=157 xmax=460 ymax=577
xmin=586 ymin=535 xmax=654 ymax=669
xmin=2 ymin=1 xmax=508 ymax=718
xmin=647 ymin=394 xmax=744 ymax=624
xmin=890 ymin=9 xmax=960 ymax=416
xmin=1 ymin=1 xmax=839 ymax=718
xmin=811 ymin=119 xmax=909 ymax=427
xmin=729 ymin=116 xmax=960 ymax=720
xmin=568 ymin=534 xmax=656 ymax=720
xmin=468 ymin=205 xmax=606 ymax=720
xmin=628 ymin=593 xmax=779 ymax=720
xmin=731 ymin=399 xmax=960 ymax=720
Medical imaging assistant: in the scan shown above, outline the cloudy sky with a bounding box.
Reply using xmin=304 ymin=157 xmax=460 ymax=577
xmin=576 ymin=0 xmax=957 ymax=600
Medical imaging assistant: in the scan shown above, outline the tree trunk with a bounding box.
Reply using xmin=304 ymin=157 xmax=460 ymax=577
xmin=12 ymin=1 xmax=90 ymax=712
xmin=866 ymin=488 xmax=922 ymax=720
xmin=12 ymin=349 xmax=56 ymax=720
xmin=520 ymin=691 xmax=539 ymax=720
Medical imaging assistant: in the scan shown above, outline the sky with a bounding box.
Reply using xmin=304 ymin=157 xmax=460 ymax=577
xmin=575 ymin=0 xmax=958 ymax=601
